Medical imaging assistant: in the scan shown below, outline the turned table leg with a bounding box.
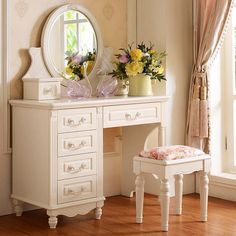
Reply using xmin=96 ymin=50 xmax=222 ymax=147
xmin=47 ymin=210 xmax=58 ymax=229
xmin=12 ymin=199 xmax=24 ymax=216
xmin=95 ymin=207 xmax=102 ymax=220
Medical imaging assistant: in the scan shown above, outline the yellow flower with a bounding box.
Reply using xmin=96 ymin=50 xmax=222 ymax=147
xmin=81 ymin=61 xmax=94 ymax=76
xmin=130 ymin=49 xmax=143 ymax=61
xmin=125 ymin=61 xmax=144 ymax=76
xmin=151 ymin=58 xmax=158 ymax=66
xmin=148 ymin=49 xmax=157 ymax=55
xmin=157 ymin=65 xmax=164 ymax=74
xmin=65 ymin=65 xmax=74 ymax=76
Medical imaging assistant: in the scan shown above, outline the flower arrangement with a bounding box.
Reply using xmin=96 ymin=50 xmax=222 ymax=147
xmin=110 ymin=42 xmax=166 ymax=81
xmin=64 ymin=50 xmax=96 ymax=80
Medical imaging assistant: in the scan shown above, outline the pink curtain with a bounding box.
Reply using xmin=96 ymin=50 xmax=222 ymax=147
xmin=186 ymin=0 xmax=234 ymax=152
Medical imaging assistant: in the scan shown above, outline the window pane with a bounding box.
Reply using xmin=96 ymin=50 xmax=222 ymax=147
xmin=78 ymin=22 xmax=96 ymax=55
xmin=78 ymin=12 xmax=86 ymax=20
xmin=64 ymin=23 xmax=78 ymax=53
xmin=233 ymin=8 xmax=236 ymax=93
xmin=64 ymin=10 xmax=77 ymax=21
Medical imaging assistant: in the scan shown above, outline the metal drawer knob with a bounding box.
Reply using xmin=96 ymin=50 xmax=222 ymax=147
xmin=67 ymin=163 xmax=87 ymax=173
xmin=43 ymin=87 xmax=53 ymax=95
xmin=67 ymin=117 xmax=87 ymax=127
xmin=125 ymin=112 xmax=141 ymax=121
xmin=67 ymin=186 xmax=86 ymax=196
xmin=66 ymin=140 xmax=87 ymax=150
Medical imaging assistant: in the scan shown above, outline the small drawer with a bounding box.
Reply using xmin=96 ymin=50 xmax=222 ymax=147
xmin=58 ymin=153 xmax=97 ymax=180
xmin=23 ymin=78 xmax=62 ymax=100
xmin=58 ymin=131 xmax=97 ymax=157
xmin=103 ymin=103 xmax=161 ymax=128
xmin=58 ymin=108 xmax=97 ymax=133
xmin=58 ymin=175 xmax=97 ymax=204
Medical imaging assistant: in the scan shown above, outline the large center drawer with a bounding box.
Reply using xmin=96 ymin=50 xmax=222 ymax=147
xmin=58 ymin=108 xmax=97 ymax=133
xmin=103 ymin=103 xmax=161 ymax=128
xmin=58 ymin=175 xmax=97 ymax=204
xmin=58 ymin=130 xmax=97 ymax=157
xmin=58 ymin=153 xmax=97 ymax=180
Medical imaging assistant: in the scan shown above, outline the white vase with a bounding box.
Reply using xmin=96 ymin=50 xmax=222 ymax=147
xmin=128 ymin=73 xmax=153 ymax=96
xmin=115 ymin=79 xmax=129 ymax=96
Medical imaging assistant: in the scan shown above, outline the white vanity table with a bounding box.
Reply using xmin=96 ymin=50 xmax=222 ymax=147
xmin=10 ymin=96 xmax=168 ymax=228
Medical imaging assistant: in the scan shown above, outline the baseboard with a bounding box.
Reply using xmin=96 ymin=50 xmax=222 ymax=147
xmin=208 ymin=174 xmax=236 ymax=202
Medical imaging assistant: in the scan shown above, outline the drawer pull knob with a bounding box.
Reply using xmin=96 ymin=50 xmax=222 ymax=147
xmin=43 ymin=87 xmax=53 ymax=95
xmin=67 ymin=163 xmax=87 ymax=173
xmin=67 ymin=117 xmax=86 ymax=127
xmin=125 ymin=112 xmax=141 ymax=121
xmin=66 ymin=140 xmax=87 ymax=150
xmin=67 ymin=186 xmax=86 ymax=196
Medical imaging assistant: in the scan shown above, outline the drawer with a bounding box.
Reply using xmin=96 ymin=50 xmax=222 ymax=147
xmin=23 ymin=78 xmax=62 ymax=100
xmin=58 ymin=131 xmax=97 ymax=157
xmin=58 ymin=175 xmax=96 ymax=204
xmin=58 ymin=153 xmax=97 ymax=180
xmin=103 ymin=103 xmax=161 ymax=128
xmin=38 ymin=82 xmax=61 ymax=100
xmin=58 ymin=108 xmax=96 ymax=133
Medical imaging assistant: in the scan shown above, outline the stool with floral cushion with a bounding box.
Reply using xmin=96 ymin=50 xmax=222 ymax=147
xmin=133 ymin=145 xmax=211 ymax=232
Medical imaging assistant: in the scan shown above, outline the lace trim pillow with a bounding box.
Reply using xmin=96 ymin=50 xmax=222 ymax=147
xmin=139 ymin=145 xmax=205 ymax=161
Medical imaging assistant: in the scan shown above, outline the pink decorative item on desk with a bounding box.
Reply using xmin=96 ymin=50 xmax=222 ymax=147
xmin=67 ymin=79 xmax=92 ymax=98
xmin=96 ymin=75 xmax=117 ymax=97
xmin=96 ymin=47 xmax=117 ymax=97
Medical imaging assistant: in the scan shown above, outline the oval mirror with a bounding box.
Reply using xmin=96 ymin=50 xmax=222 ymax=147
xmin=41 ymin=4 xmax=103 ymax=82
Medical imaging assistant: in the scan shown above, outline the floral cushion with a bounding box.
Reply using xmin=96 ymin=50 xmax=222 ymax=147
xmin=139 ymin=145 xmax=205 ymax=161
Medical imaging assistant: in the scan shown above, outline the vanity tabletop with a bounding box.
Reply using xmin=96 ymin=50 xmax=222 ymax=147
xmin=9 ymin=96 xmax=169 ymax=109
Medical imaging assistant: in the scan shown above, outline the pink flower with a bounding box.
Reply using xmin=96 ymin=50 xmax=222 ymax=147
xmin=118 ymin=54 xmax=129 ymax=63
xmin=72 ymin=55 xmax=82 ymax=63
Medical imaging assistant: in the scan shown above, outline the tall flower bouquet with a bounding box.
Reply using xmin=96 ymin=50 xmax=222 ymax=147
xmin=110 ymin=42 xmax=166 ymax=81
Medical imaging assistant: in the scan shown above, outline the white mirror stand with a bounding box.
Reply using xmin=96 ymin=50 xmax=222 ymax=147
xmin=41 ymin=4 xmax=103 ymax=83
xmin=22 ymin=4 xmax=103 ymax=100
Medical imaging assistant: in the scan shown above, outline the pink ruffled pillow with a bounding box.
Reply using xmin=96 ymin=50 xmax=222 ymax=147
xmin=139 ymin=145 xmax=205 ymax=161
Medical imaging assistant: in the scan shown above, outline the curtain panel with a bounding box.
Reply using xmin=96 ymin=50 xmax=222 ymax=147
xmin=186 ymin=0 xmax=234 ymax=152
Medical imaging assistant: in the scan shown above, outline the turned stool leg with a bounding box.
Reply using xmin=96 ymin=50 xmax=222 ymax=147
xmin=135 ymin=174 xmax=145 ymax=223
xmin=160 ymin=179 xmax=170 ymax=231
xmin=175 ymin=174 xmax=183 ymax=215
xmin=199 ymin=171 xmax=209 ymax=222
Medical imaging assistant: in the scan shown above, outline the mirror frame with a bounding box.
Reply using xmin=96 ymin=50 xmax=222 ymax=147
xmin=41 ymin=4 xmax=103 ymax=81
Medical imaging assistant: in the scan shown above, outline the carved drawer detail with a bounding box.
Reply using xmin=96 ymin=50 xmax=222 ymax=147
xmin=58 ymin=131 xmax=97 ymax=157
xmin=58 ymin=176 xmax=97 ymax=204
xmin=58 ymin=108 xmax=97 ymax=133
xmin=58 ymin=153 xmax=97 ymax=180
xmin=103 ymin=103 xmax=161 ymax=128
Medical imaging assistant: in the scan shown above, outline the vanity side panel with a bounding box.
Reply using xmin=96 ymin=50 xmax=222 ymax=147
xmin=12 ymin=106 xmax=54 ymax=208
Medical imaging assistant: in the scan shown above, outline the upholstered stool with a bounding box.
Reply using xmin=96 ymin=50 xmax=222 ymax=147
xmin=133 ymin=145 xmax=211 ymax=231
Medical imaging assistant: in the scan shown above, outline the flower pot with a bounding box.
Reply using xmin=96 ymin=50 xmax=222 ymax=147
xmin=115 ymin=79 xmax=129 ymax=96
xmin=128 ymin=74 xmax=153 ymax=96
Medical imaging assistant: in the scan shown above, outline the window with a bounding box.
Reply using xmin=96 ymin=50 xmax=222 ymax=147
xmin=62 ymin=10 xmax=96 ymax=62
xmin=219 ymin=6 xmax=236 ymax=174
